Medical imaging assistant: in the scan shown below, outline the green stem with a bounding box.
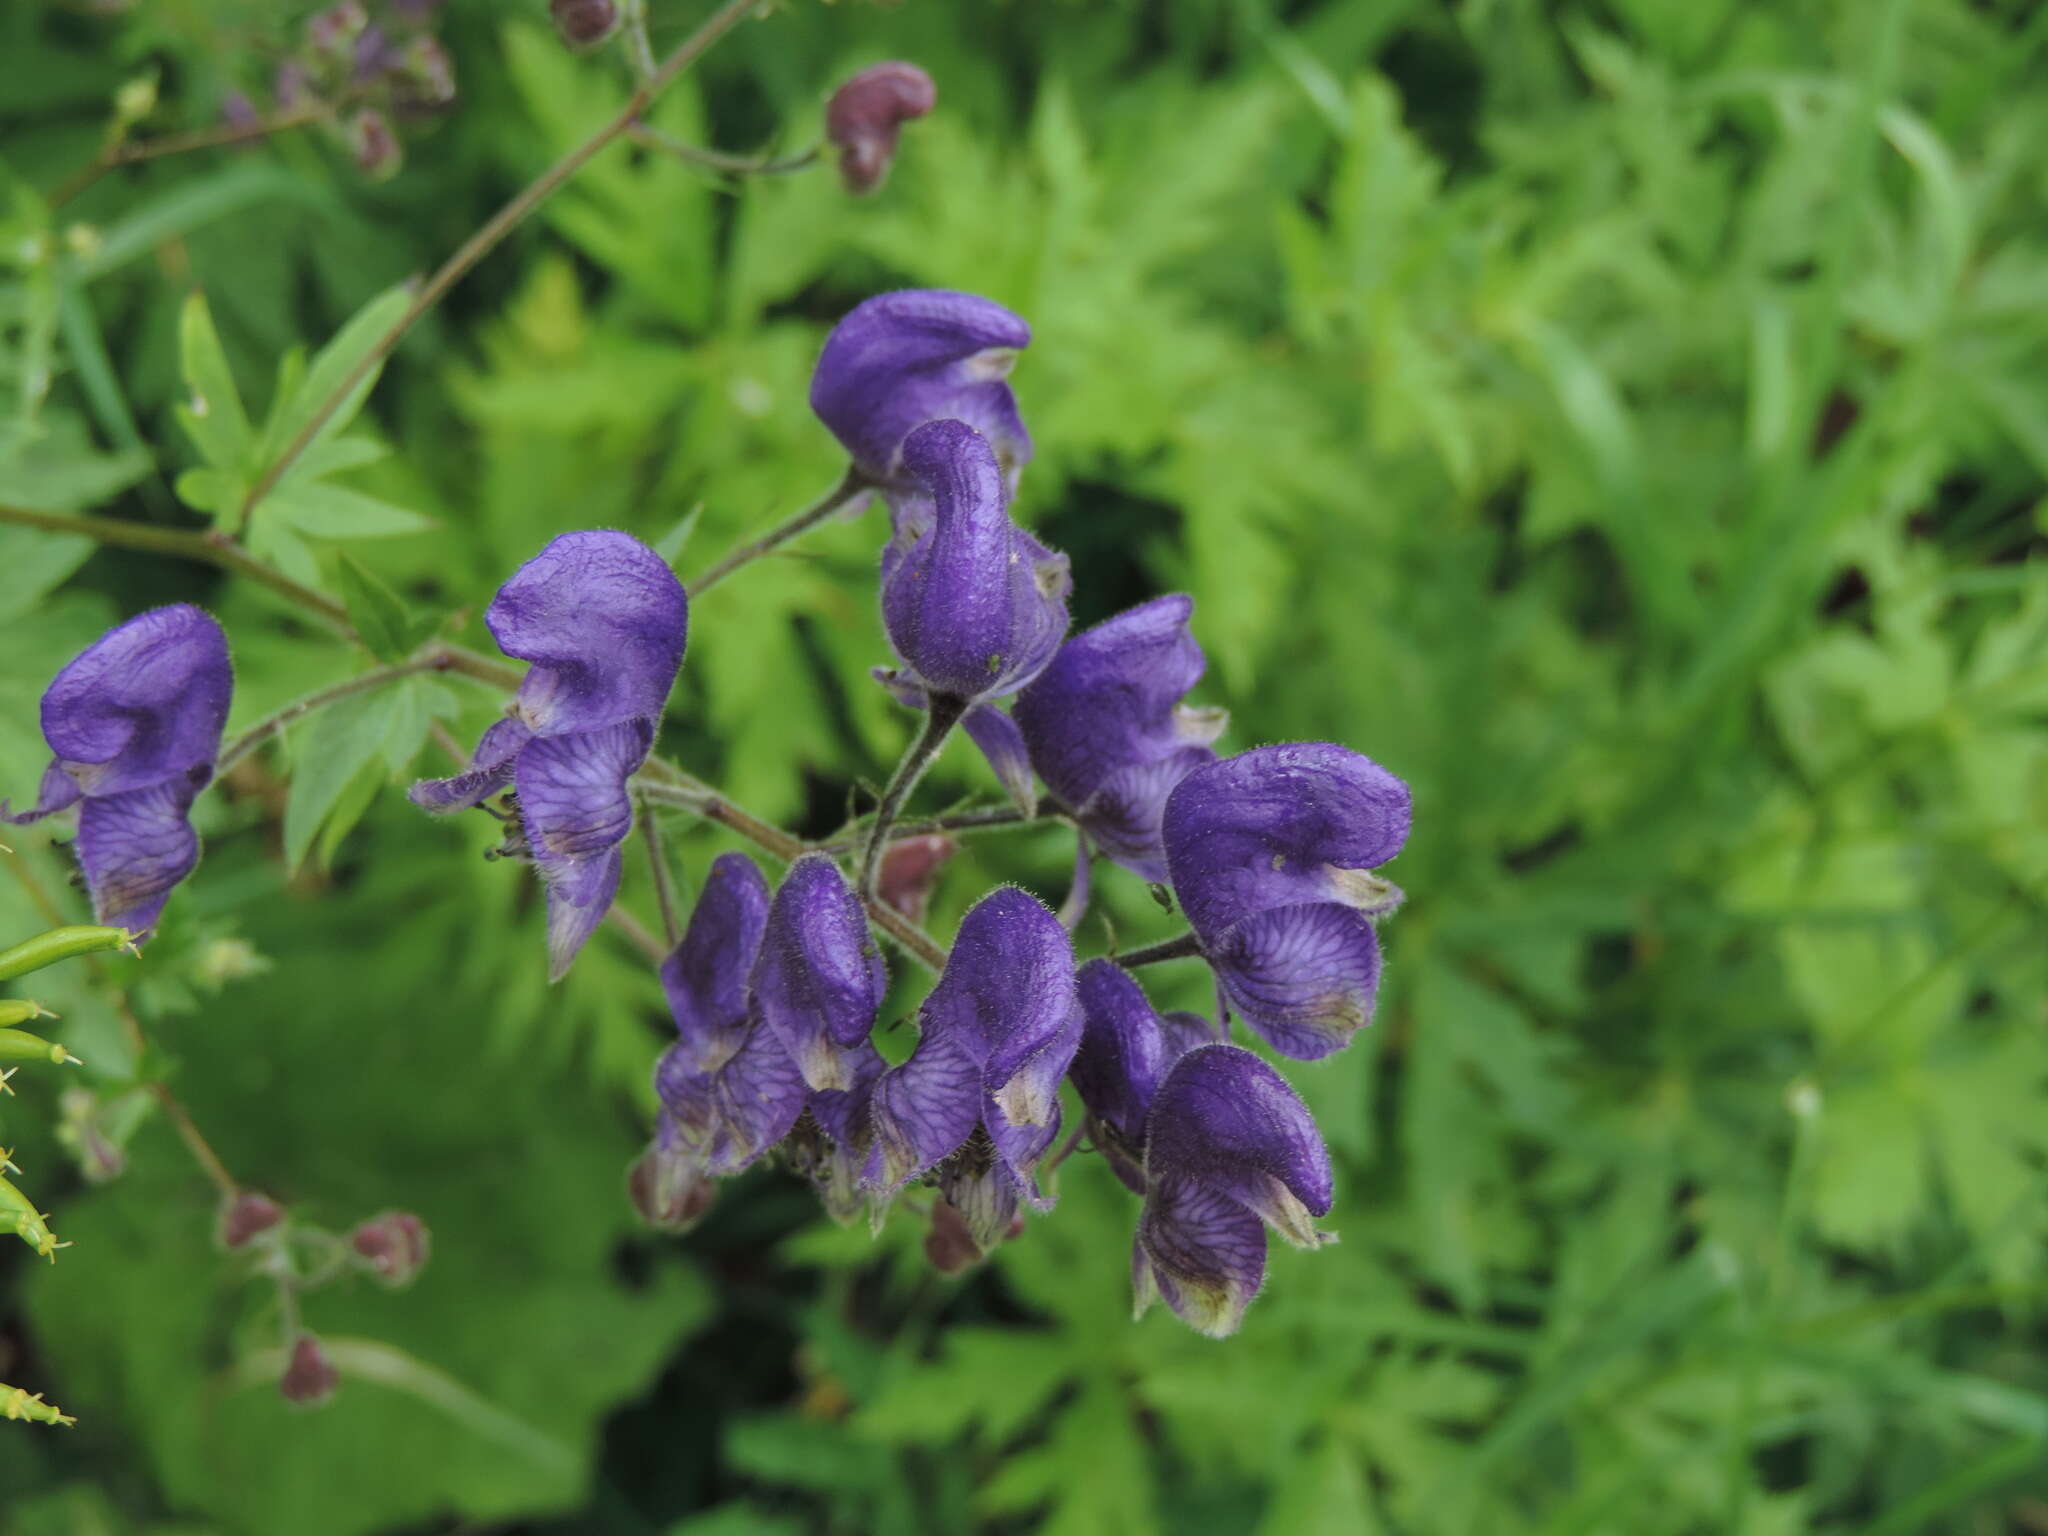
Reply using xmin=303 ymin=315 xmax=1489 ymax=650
xmin=859 ymin=694 xmax=967 ymax=899
xmin=1116 ymin=931 xmax=1204 ymax=968
xmin=686 ymin=465 xmax=871 ymax=596
xmin=53 ymin=103 xmax=329 ymax=208
xmin=625 ymin=121 xmax=821 ymax=178
xmin=235 ymin=0 xmax=768 ymax=525
xmin=810 ymin=802 xmax=1041 ymax=856
xmin=638 ymin=793 xmax=681 ymax=948
xmin=217 ymin=654 xmax=455 ymax=775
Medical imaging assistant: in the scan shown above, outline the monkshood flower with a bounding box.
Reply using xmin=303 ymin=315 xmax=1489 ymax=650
xmin=824 ymin=62 xmax=936 ymax=195
xmin=410 ymin=531 xmax=686 ymax=981
xmin=1162 ymin=743 xmax=1410 ymax=1060
xmin=809 ymin=289 xmax=1033 ymax=494
xmin=879 ymin=419 xmax=1070 ymax=707
xmin=3 ymin=605 xmax=232 ymax=937
xmin=1134 ymin=1043 xmax=1333 ymax=1338
xmin=1014 ymin=595 xmax=1227 ymax=880
xmin=785 ymin=1041 xmax=886 ymax=1225
xmin=660 ymin=852 xmax=772 ymax=1074
xmin=752 ymin=853 xmax=887 ymax=1093
xmin=654 ymin=1024 xmax=809 ymax=1176
xmin=866 ymin=887 xmax=1082 ymax=1250
xmin=1069 ymin=958 xmax=1222 ymax=1192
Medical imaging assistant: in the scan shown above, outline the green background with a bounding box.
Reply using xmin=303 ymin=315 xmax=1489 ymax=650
xmin=2 ymin=0 xmax=2046 ymax=1530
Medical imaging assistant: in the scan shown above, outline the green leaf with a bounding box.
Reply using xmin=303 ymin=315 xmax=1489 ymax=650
xmin=257 ymin=284 xmax=412 ymax=474
xmin=78 ymin=162 xmax=311 ymax=280
xmin=335 ymin=553 xmax=420 ymax=663
xmin=264 ymin=480 xmax=433 ymax=540
xmin=174 ymin=289 xmax=251 ymax=469
xmin=282 ymin=688 xmax=404 ymax=872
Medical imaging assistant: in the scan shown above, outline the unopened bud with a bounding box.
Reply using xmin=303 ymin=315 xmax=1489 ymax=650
xmin=57 ymin=1088 xmax=124 ymax=1184
xmin=550 ymin=0 xmax=619 ymax=48
xmin=349 ymin=1210 xmax=430 ymax=1288
xmin=307 ymin=2 xmax=370 ymax=63
xmin=922 ymin=1197 xmax=982 ymax=1275
xmin=113 ymin=74 xmax=158 ymax=128
xmin=877 ymin=834 xmax=958 ymax=923
xmin=346 ymin=108 xmax=402 ymax=180
xmin=628 ymin=1140 xmax=715 ymax=1233
xmin=279 ymin=1334 xmax=339 ymax=1406
xmin=217 ymin=1190 xmax=285 ymax=1250
xmin=221 ymin=92 xmax=260 ymax=131
xmin=274 ymin=61 xmax=312 ymax=110
xmin=824 ymin=62 xmax=936 ymax=195
xmin=394 ymin=36 xmax=456 ymax=109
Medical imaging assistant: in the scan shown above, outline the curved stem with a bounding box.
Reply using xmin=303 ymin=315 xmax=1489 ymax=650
xmin=686 ymin=465 xmax=870 ymax=596
xmin=1116 ymin=931 xmax=1204 ymax=969
xmin=638 ymin=793 xmax=681 ymax=948
xmin=859 ymin=694 xmax=967 ymax=899
xmin=217 ymin=653 xmax=455 ymax=775
xmin=1057 ymin=830 xmax=1092 ymax=933
xmin=236 ymin=0 xmax=768 ymax=525
xmin=53 ymin=104 xmax=328 ymax=207
xmin=626 ymin=121 xmax=821 ymax=178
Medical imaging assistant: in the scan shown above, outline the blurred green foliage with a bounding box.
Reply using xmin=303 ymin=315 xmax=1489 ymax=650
xmin=1 ymin=0 xmax=2046 ymax=1531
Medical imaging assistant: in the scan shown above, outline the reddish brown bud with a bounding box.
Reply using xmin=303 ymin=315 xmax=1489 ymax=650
xmin=550 ymin=0 xmax=619 ymax=48
xmin=922 ymin=1197 xmax=983 ymax=1275
xmin=346 ymin=108 xmax=402 ymax=179
xmin=279 ymin=1334 xmax=339 ymax=1406
xmin=628 ymin=1141 xmax=715 ymax=1233
xmin=824 ymin=62 xmax=936 ymax=195
xmin=877 ymin=834 xmax=958 ymax=924
xmin=349 ymin=1210 xmax=431 ymax=1288
xmin=217 ymin=1191 xmax=285 ymax=1250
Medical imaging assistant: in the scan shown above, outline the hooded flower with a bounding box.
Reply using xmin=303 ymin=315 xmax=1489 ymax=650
xmin=1014 ymin=595 xmax=1226 ymax=880
xmin=1162 ymin=743 xmax=1410 ymax=1060
xmin=660 ymin=852 xmax=772 ymax=1074
xmin=1133 ymin=1043 xmax=1334 ymax=1338
xmin=3 ymin=605 xmax=232 ymax=937
xmin=879 ymin=419 xmax=1069 ymax=707
xmin=866 ymin=886 xmax=1082 ymax=1248
xmin=410 ymin=531 xmax=686 ymax=980
xmin=809 ymin=289 xmax=1032 ymax=495
xmin=1068 ymin=958 xmax=1223 ymax=1192
xmin=824 ymin=62 xmax=936 ymax=195
xmin=751 ymin=852 xmax=888 ymax=1093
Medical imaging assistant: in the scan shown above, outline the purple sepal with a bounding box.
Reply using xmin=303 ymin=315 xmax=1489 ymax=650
xmin=1014 ymin=595 xmax=1223 ymax=880
xmin=809 ymin=290 xmax=1033 ymax=491
xmin=879 ymin=420 xmax=1070 ymax=705
xmin=1068 ymin=958 xmax=1222 ymax=1193
xmin=408 ymin=717 xmax=531 ymax=812
xmin=751 ymin=853 xmax=887 ymax=1092
xmin=661 ymin=852 xmax=772 ymax=1072
xmin=864 ymin=887 xmax=1081 ymax=1211
xmin=654 ymin=1026 xmax=809 ymax=1176
xmin=517 ymin=720 xmax=652 ymax=982
xmin=1133 ymin=1044 xmax=1335 ymax=1337
xmin=795 ymin=1042 xmax=885 ymax=1224
xmin=5 ymin=605 xmax=232 ymax=938
xmin=1161 ymin=743 xmax=1410 ymax=1057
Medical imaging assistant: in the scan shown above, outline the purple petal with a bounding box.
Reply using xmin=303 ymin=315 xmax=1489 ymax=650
xmin=962 ymin=704 xmax=1036 ymax=814
xmin=926 ymin=886 xmax=1079 ymax=1097
xmin=751 ymin=853 xmax=887 ymax=1092
xmin=1070 ymin=958 xmax=1175 ymax=1144
xmin=809 ymin=290 xmax=1032 ymax=489
xmin=514 ymin=721 xmax=652 ymax=980
xmin=1162 ymin=743 xmax=1412 ymax=940
xmin=487 ymin=531 xmax=687 ymax=736
xmin=1209 ymin=902 xmax=1384 ymax=1060
xmin=1 ymin=762 xmax=81 ymax=825
xmin=1133 ymin=1176 xmax=1269 ymax=1338
xmin=879 ymin=420 xmax=1070 ymax=703
xmin=661 ymin=851 xmax=771 ymax=1071
xmin=408 ymin=716 xmax=532 ymax=813
xmin=987 ymin=1095 xmax=1062 ymax=1211
xmin=1080 ymin=746 xmax=1216 ymax=883
xmin=802 ymin=1041 xmax=886 ymax=1223
xmin=655 ymin=1025 xmax=810 ymax=1174
xmin=1144 ymin=1044 xmax=1334 ymax=1236
xmin=75 ymin=779 xmax=201 ymax=936
xmin=868 ymin=1027 xmax=983 ymax=1195
xmin=36 ymin=606 xmax=230 ymax=799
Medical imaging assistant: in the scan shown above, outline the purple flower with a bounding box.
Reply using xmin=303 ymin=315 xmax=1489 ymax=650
xmin=3 ymin=605 xmax=232 ymax=937
xmin=410 ymin=531 xmax=686 ymax=980
xmin=1162 ymin=743 xmax=1410 ymax=1059
xmin=879 ymin=419 xmax=1069 ymax=707
xmin=786 ymin=1040 xmax=886 ymax=1224
xmin=655 ymin=1024 xmax=809 ymax=1176
xmin=809 ymin=290 xmax=1032 ymax=494
xmin=660 ymin=852 xmax=772 ymax=1073
xmin=1069 ymin=958 xmax=1222 ymax=1192
xmin=751 ymin=852 xmax=888 ymax=1093
xmin=1133 ymin=1044 xmax=1333 ymax=1337
xmin=824 ymin=62 xmax=936 ymax=195
xmin=866 ymin=887 xmax=1082 ymax=1248
xmin=1014 ymin=595 xmax=1226 ymax=880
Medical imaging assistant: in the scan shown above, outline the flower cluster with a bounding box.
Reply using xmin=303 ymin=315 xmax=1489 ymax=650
xmin=253 ymin=1 xmax=457 ymax=181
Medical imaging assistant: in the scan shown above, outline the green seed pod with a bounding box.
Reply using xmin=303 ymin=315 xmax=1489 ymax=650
xmin=0 ymin=1029 xmax=79 ymax=1066
xmin=0 ymin=1174 xmax=66 ymax=1260
xmin=0 ymin=999 xmax=52 ymax=1029
xmin=0 ymin=1384 xmax=75 ymax=1426
xmin=0 ymin=926 xmax=132 ymax=982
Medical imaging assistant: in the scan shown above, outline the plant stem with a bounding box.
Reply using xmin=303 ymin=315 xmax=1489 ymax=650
xmin=217 ymin=654 xmax=455 ymax=775
xmin=52 ymin=104 xmax=328 ymax=207
xmin=1057 ymin=830 xmax=1092 ymax=932
xmin=621 ymin=0 xmax=659 ymax=81
xmin=686 ymin=465 xmax=871 ymax=596
xmin=1116 ymin=931 xmax=1204 ymax=968
xmin=625 ymin=121 xmax=821 ymax=178
xmin=859 ymin=694 xmax=967 ymax=899
xmin=638 ymin=794 xmax=681 ymax=948
xmin=235 ymin=0 xmax=768 ymax=526
xmin=809 ymin=802 xmax=1041 ymax=856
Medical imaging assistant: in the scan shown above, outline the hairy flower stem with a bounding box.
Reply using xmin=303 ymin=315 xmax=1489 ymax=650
xmin=626 ymin=121 xmax=821 ymax=178
xmin=811 ymin=802 xmax=1042 ymax=856
xmin=236 ymin=0 xmax=768 ymax=525
xmin=1116 ymin=931 xmax=1204 ymax=968
xmin=217 ymin=654 xmax=459 ymax=775
xmin=686 ymin=465 xmax=872 ymax=596
xmin=1057 ymin=832 xmax=1092 ymax=932
xmin=860 ymin=694 xmax=968 ymax=900
xmin=638 ymin=794 xmax=682 ymax=947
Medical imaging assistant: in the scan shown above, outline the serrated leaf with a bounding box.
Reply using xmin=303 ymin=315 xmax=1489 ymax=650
xmin=173 ymin=465 xmax=239 ymax=518
xmin=176 ymin=289 xmax=251 ymax=468
xmin=265 ymin=480 xmax=433 ymax=540
xmin=282 ymin=688 xmax=405 ymax=872
xmin=257 ymin=284 xmax=412 ymax=472
xmin=336 ymin=552 xmax=419 ymax=662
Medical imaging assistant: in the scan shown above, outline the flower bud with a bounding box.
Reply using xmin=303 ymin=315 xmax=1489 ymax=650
xmin=551 ymin=0 xmax=619 ymax=48
xmin=274 ymin=60 xmax=311 ymax=110
xmin=628 ymin=1140 xmax=715 ymax=1232
xmin=346 ymin=108 xmax=402 ymax=180
xmin=825 ymin=62 xmax=936 ymax=195
xmin=307 ymin=2 xmax=370 ymax=63
xmin=876 ymin=834 xmax=957 ymax=923
xmin=349 ymin=1210 xmax=430 ymax=1288
xmin=217 ymin=1190 xmax=284 ymax=1250
xmin=922 ymin=1197 xmax=982 ymax=1275
xmin=279 ymin=1333 xmax=339 ymax=1406
xmin=394 ymin=36 xmax=456 ymax=109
